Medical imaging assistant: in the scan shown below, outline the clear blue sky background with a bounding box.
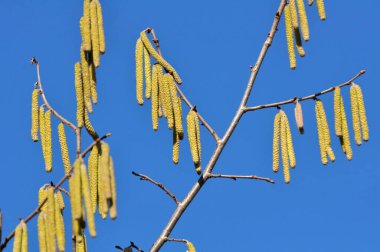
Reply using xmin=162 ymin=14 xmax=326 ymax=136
xmin=0 ymin=1 xmax=379 ymax=251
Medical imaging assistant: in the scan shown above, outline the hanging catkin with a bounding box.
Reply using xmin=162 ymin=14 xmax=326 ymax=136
xmin=161 ymin=74 xmax=174 ymax=128
xmin=294 ymin=100 xmax=304 ymax=134
xmin=58 ymin=123 xmax=71 ymax=173
xmin=96 ymin=0 xmax=106 ymax=54
xmin=38 ymin=185 xmax=48 ymax=212
xmin=284 ymin=113 xmax=296 ymax=168
xmin=187 ymin=110 xmax=201 ymax=174
xmin=289 ymin=0 xmax=299 ymax=29
xmin=318 ymin=100 xmax=335 ymax=162
xmin=88 ymin=144 xmax=99 ymax=214
xmin=272 ymin=112 xmax=281 ymax=172
xmin=39 ymin=106 xmax=47 ymax=167
xmin=80 ymin=162 xmax=96 ymax=237
xmin=46 ymin=187 xmax=56 ymax=252
xmin=76 ymin=235 xmax=87 ymax=252
xmin=70 ymin=159 xmax=83 ymax=220
xmin=355 ymin=84 xmax=369 ymax=141
xmin=177 ymin=97 xmax=184 ymax=140
xmin=350 ymin=84 xmax=361 ymax=145
xmin=108 ymin=157 xmax=117 ymax=220
xmin=334 ymin=87 xmax=342 ymax=137
xmin=135 ymin=38 xmax=144 ymax=105
xmin=280 ymin=111 xmax=290 ymax=183
xmin=151 ymin=64 xmax=159 ymax=131
xmin=54 ymin=194 xmax=65 ymax=252
xmin=100 ymin=143 xmax=112 ymax=201
xmin=89 ymin=61 xmax=98 ymax=104
xmin=55 ymin=191 xmax=65 ymax=210
xmin=84 ymin=110 xmax=99 ymax=139
xmin=82 ymin=0 xmax=91 ymax=51
xmin=13 ymin=222 xmax=23 ymax=252
xmin=20 ymin=221 xmax=28 ymax=252
xmin=168 ymin=74 xmax=184 ymax=136
xmin=316 ymin=0 xmax=326 ymax=20
xmin=294 ymin=27 xmax=306 ymax=57
xmin=90 ymin=1 xmax=100 ymax=67
xmin=37 ymin=213 xmax=47 ymax=252
xmin=186 ymin=241 xmax=196 ymax=252
xmin=144 ymin=47 xmax=152 ymax=99
xmin=172 ymin=129 xmax=180 ymax=164
xmin=81 ymin=47 xmax=92 ymax=113
xmin=296 ymin=0 xmax=310 ymax=41
xmin=44 ymin=110 xmax=53 ymax=173
xmin=75 ymin=62 xmax=84 ymax=128
xmin=340 ymin=97 xmax=353 ymax=160
xmin=284 ymin=5 xmax=296 ymax=69
xmin=31 ymin=89 xmax=39 ymax=142
xmin=315 ymin=100 xmax=328 ymax=165
xmin=139 ymin=31 xmax=182 ymax=84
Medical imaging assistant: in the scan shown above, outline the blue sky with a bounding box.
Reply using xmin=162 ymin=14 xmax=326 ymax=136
xmin=0 ymin=1 xmax=379 ymax=251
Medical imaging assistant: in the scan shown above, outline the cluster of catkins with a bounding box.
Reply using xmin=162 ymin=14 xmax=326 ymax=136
xmin=272 ymin=83 xmax=369 ymax=183
xmin=284 ymin=0 xmax=326 ymax=69
xmin=135 ymin=30 xmax=202 ymax=174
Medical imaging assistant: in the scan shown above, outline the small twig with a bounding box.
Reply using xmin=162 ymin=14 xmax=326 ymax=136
xmin=207 ymin=173 xmax=275 ymax=184
xmin=132 ymin=172 xmax=180 ymax=205
xmin=244 ymin=70 xmax=366 ymax=112
xmin=145 ymin=28 xmax=220 ymax=143
xmin=58 ymin=187 xmax=70 ymax=196
xmin=165 ymin=237 xmax=188 ymax=243
xmin=130 ymin=242 xmax=144 ymax=252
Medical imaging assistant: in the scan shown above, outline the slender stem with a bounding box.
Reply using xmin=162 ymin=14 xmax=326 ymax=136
xmin=58 ymin=187 xmax=70 ymax=196
xmin=207 ymin=174 xmax=275 ymax=184
xmin=132 ymin=172 xmax=180 ymax=205
xmin=165 ymin=237 xmax=188 ymax=243
xmin=149 ymin=1 xmax=287 ymax=251
xmin=244 ymin=70 xmax=366 ymax=112
xmin=130 ymin=242 xmax=145 ymax=252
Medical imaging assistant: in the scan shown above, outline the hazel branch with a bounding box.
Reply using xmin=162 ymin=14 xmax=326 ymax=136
xmin=244 ymin=70 xmax=366 ymax=112
xmin=164 ymin=237 xmax=188 ymax=243
xmin=207 ymin=173 xmax=275 ymax=184
xmin=130 ymin=242 xmax=144 ymax=252
xmin=132 ymin=172 xmax=180 ymax=205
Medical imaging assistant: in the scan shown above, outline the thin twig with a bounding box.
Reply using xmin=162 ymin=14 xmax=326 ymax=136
xmin=164 ymin=237 xmax=188 ymax=243
xmin=145 ymin=28 xmax=220 ymax=143
xmin=132 ymin=172 xmax=180 ymax=206
xmin=130 ymin=242 xmax=144 ymax=252
xmin=58 ymin=187 xmax=70 ymax=196
xmin=244 ymin=70 xmax=366 ymax=112
xmin=207 ymin=174 xmax=275 ymax=184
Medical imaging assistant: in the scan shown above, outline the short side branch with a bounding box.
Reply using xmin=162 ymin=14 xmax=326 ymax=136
xmin=132 ymin=172 xmax=179 ymax=205
xmin=164 ymin=237 xmax=188 ymax=243
xmin=207 ymin=173 xmax=275 ymax=184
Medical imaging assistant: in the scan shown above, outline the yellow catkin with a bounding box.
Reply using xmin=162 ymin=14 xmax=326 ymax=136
xmin=31 ymin=89 xmax=39 ymax=142
xmin=98 ymin=144 xmax=109 ymax=218
xmin=173 ymin=129 xmax=180 ymax=164
xmin=58 ymin=123 xmax=71 ymax=173
xmin=100 ymin=143 xmax=112 ymax=201
xmin=151 ymin=64 xmax=159 ymax=131
xmin=46 ymin=187 xmax=56 ymax=252
xmin=89 ymin=61 xmax=98 ymax=104
xmin=294 ymin=27 xmax=306 ymax=57
xmin=334 ymin=87 xmax=342 ymax=137
xmin=75 ymin=62 xmax=84 ymax=128
xmin=316 ymin=100 xmax=328 ymax=165
xmin=84 ymin=110 xmax=99 ymax=139
xmin=109 ymin=157 xmax=117 ymax=220
xmin=55 ymin=191 xmax=65 ymax=210
xmin=96 ymin=0 xmax=106 ymax=54
xmin=350 ymin=85 xmax=361 ymax=145
xmin=194 ymin=110 xmax=202 ymax=174
xmin=283 ymin=112 xmax=296 ymax=168
xmin=296 ymin=0 xmax=310 ymax=41
xmin=70 ymin=159 xmax=83 ymax=220
xmin=82 ymin=0 xmax=91 ymax=51
xmin=76 ymin=235 xmax=86 ymax=252
xmin=316 ymin=0 xmax=326 ymax=20
xmin=294 ymin=101 xmax=304 ymax=134
xmin=13 ymin=222 xmax=23 ymax=252
xmin=318 ymin=100 xmax=335 ymax=162
xmin=20 ymin=221 xmax=28 ymax=252
xmin=187 ymin=110 xmax=200 ymax=169
xmin=289 ymin=0 xmax=299 ymax=29
xmin=90 ymin=1 xmax=100 ymax=67
xmin=284 ymin=5 xmax=296 ymax=69
xmin=355 ymin=85 xmax=369 ymax=141
xmin=340 ymin=97 xmax=353 ymax=160
xmin=39 ymin=106 xmax=46 ymax=163
xmin=140 ymin=31 xmax=182 ymax=84
xmin=186 ymin=241 xmax=196 ymax=252
xmin=280 ymin=111 xmax=290 ymax=183
xmin=168 ymin=74 xmax=184 ymax=137
xmin=81 ymin=47 xmax=92 ymax=113
xmin=44 ymin=110 xmax=53 ymax=173
xmin=272 ymin=112 xmax=281 ymax=172
xmin=88 ymin=145 xmax=99 ymax=214
xmin=37 ymin=213 xmax=47 ymax=252
xmin=177 ymin=97 xmax=184 ymax=140
xmin=80 ymin=162 xmax=96 ymax=237
xmin=144 ymin=47 xmax=152 ymax=99
xmin=326 ymin=146 xmax=336 ymax=162
xmin=308 ymin=0 xmax=314 ymax=6
xmin=54 ymin=195 xmax=65 ymax=252
xmin=38 ymin=185 xmax=48 ymax=212
xmin=135 ymin=38 xmax=144 ymax=105
xmin=161 ymin=74 xmax=174 ymax=128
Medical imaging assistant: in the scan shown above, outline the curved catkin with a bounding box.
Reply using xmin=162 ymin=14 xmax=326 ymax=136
xmin=355 ymin=85 xmax=369 ymax=141
xmin=80 ymin=162 xmax=96 ymax=237
xmin=135 ymin=38 xmax=144 ymax=105
xmin=109 ymin=157 xmax=117 ymax=220
xmin=100 ymin=143 xmax=112 ymax=201
xmin=296 ymin=0 xmax=310 ymax=41
xmin=88 ymin=145 xmax=99 ymax=214
xmin=54 ymin=195 xmax=65 ymax=252
xmin=96 ymin=0 xmax=106 ymax=54
xmin=13 ymin=222 xmax=23 ymax=252
xmin=46 ymin=187 xmax=56 ymax=252
xmin=58 ymin=123 xmax=71 ymax=173
xmin=294 ymin=27 xmax=306 ymax=57
xmin=31 ymin=89 xmax=39 ymax=142
xmin=37 ymin=214 xmax=47 ymax=252
xmin=39 ymin=106 xmax=46 ymax=164
xmin=44 ymin=110 xmax=53 ymax=173
xmin=82 ymin=0 xmax=91 ymax=51
xmin=334 ymin=87 xmax=342 ymax=137
xmin=173 ymin=129 xmax=180 ymax=164
xmin=280 ymin=111 xmax=290 ymax=184
xmin=272 ymin=112 xmax=281 ymax=172
xmin=168 ymin=74 xmax=184 ymax=136
xmin=151 ymin=64 xmax=159 ymax=131
xmin=140 ymin=31 xmax=182 ymax=84
xmin=284 ymin=113 xmax=296 ymax=168
xmin=316 ymin=100 xmax=328 ymax=165
xmin=340 ymin=97 xmax=353 ymax=160
xmin=162 ymin=74 xmax=174 ymax=129
xmin=81 ymin=47 xmax=92 ymax=113
xmin=186 ymin=241 xmax=196 ymax=252
xmin=89 ymin=61 xmax=98 ymax=104
xmin=316 ymin=0 xmax=326 ymax=20
xmin=75 ymin=62 xmax=84 ymax=128
xmin=294 ymin=101 xmax=304 ymax=134
xmin=144 ymin=47 xmax=152 ymax=99
xmin=90 ymin=1 xmax=100 ymax=67
xmin=284 ymin=5 xmax=296 ymax=69
xmin=350 ymin=85 xmax=361 ymax=145
xmin=70 ymin=159 xmax=83 ymax=220
xmin=84 ymin=110 xmax=99 ymax=139
xmin=289 ymin=0 xmax=299 ymax=29
xmin=187 ymin=110 xmax=200 ymax=169
xmin=20 ymin=221 xmax=28 ymax=252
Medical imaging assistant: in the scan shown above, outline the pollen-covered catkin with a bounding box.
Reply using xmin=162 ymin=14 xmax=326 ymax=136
xmin=284 ymin=5 xmax=296 ymax=69
xmin=340 ymin=97 xmax=353 ymax=160
xmin=296 ymin=0 xmax=310 ymax=41
xmin=161 ymin=74 xmax=174 ymax=129
xmin=80 ymin=162 xmax=96 ymax=237
xmin=44 ymin=110 xmax=53 ymax=173
xmin=70 ymin=159 xmax=83 ymax=220
xmin=89 ymin=61 xmax=98 ymax=104
xmin=294 ymin=27 xmax=306 ymax=57
xmin=284 ymin=113 xmax=296 ymax=168
xmin=88 ymin=145 xmax=99 ymax=214
xmin=55 ymin=191 xmax=65 ymax=210
xmin=37 ymin=213 xmax=47 ymax=252
xmin=81 ymin=47 xmax=92 ymax=113
xmin=84 ymin=110 xmax=99 ymax=139
xmin=31 ymin=89 xmax=39 ymax=142
xmin=109 ymin=157 xmax=117 ymax=220
xmin=316 ymin=0 xmax=326 ymax=20
xmin=187 ymin=110 xmax=200 ymax=173
xmin=177 ymin=97 xmax=184 ymax=140
xmin=75 ymin=62 xmax=84 ymax=128
xmin=82 ymin=0 xmax=91 ymax=51
xmin=316 ymin=100 xmax=328 ymax=165
xmin=186 ymin=241 xmax=196 ymax=252
xmin=355 ymin=84 xmax=369 ymax=141
xmin=294 ymin=101 xmax=304 ymax=134
xmin=151 ymin=64 xmax=159 ymax=131
xmin=20 ymin=221 xmax=28 ymax=252
xmin=54 ymin=195 xmax=65 ymax=252
xmin=350 ymin=84 xmax=361 ymax=145
xmin=280 ymin=111 xmax=290 ymax=183
xmin=273 ymin=112 xmax=281 ymax=172
xmin=100 ymin=143 xmax=112 ymax=201
xmin=326 ymin=146 xmax=336 ymax=162
xmin=96 ymin=0 xmax=106 ymax=54
xmin=46 ymin=187 xmax=56 ymax=252
xmin=58 ymin=123 xmax=71 ymax=173
xmin=135 ymin=38 xmax=144 ymax=105
xmin=139 ymin=31 xmax=182 ymax=84
xmin=39 ymin=106 xmax=46 ymax=165
xmin=334 ymin=87 xmax=342 ymax=137
xmin=289 ymin=0 xmax=299 ymax=29
xmin=13 ymin=222 xmax=23 ymax=252
xmin=90 ymin=1 xmax=100 ymax=67
xmin=144 ymin=47 xmax=152 ymax=99
xmin=168 ymin=74 xmax=184 ymax=136
xmin=318 ymin=100 xmax=335 ymax=162
xmin=38 ymin=185 xmax=48 ymax=212
xmin=173 ymin=129 xmax=180 ymax=164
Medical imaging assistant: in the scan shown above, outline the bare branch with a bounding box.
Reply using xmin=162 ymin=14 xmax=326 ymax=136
xmin=130 ymin=242 xmax=144 ymax=252
xmin=165 ymin=237 xmax=188 ymax=243
xmin=244 ymin=70 xmax=366 ymax=112
xmin=132 ymin=172 xmax=179 ymax=206
xmin=207 ymin=173 xmax=275 ymax=184
xmin=58 ymin=187 xmax=70 ymax=196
